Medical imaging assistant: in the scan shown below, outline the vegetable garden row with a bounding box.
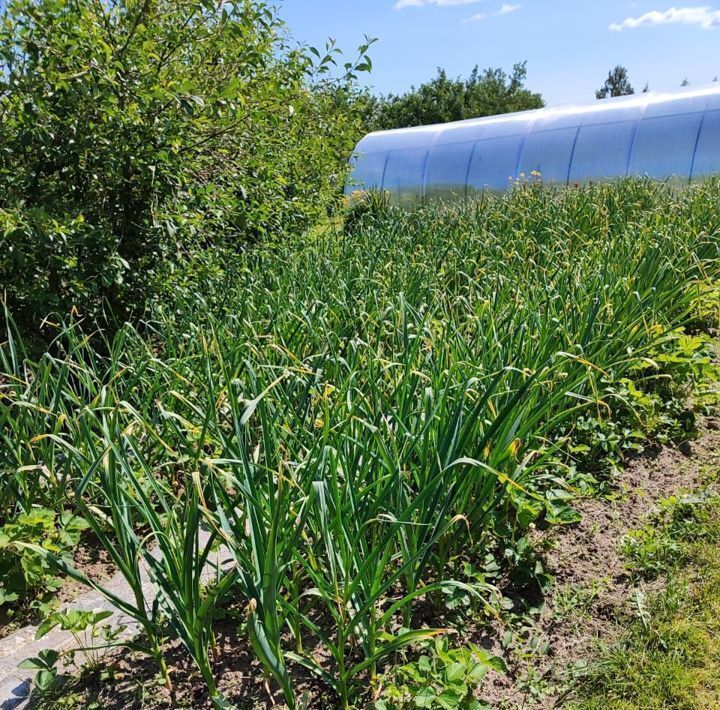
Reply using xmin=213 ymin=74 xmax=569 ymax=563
xmin=2 ymin=181 xmax=719 ymax=708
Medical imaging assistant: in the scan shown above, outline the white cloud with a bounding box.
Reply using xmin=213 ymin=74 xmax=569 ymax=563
xmin=609 ymin=6 xmax=720 ymax=31
xmin=394 ymin=0 xmax=483 ymax=9
xmin=464 ymin=2 xmax=521 ymax=22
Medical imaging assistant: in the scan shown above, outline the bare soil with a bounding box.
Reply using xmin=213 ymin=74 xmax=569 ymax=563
xmin=481 ymin=415 xmax=720 ymax=708
xmin=55 ymin=533 xmax=118 ymax=606
xmin=35 ymin=613 xmax=333 ymax=710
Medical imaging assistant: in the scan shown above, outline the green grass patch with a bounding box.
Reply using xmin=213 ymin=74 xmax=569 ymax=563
xmin=573 ymin=491 xmax=720 ymax=709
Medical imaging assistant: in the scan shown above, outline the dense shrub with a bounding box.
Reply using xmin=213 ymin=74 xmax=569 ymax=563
xmin=0 ymin=0 xmax=370 ymax=333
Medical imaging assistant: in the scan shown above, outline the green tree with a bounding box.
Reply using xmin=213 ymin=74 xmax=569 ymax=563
xmin=365 ymin=62 xmax=543 ymax=132
xmin=0 ymin=0 xmax=371 ymax=334
xmin=596 ymin=65 xmax=635 ymax=99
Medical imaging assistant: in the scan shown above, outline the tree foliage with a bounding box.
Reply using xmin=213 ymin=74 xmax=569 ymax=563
xmin=596 ymin=65 xmax=635 ymax=99
xmin=0 ymin=0 xmax=371 ymax=333
xmin=364 ymin=62 xmax=543 ymax=132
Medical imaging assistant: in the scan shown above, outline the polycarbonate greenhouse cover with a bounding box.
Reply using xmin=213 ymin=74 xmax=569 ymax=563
xmin=346 ymin=85 xmax=720 ymax=204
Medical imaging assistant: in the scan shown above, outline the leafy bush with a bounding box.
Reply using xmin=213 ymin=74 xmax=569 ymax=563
xmin=0 ymin=0 xmax=370 ymax=333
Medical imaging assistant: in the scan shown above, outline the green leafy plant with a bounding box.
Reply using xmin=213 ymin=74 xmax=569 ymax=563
xmin=364 ymin=62 xmax=543 ymax=132
xmin=19 ymin=648 xmax=61 ymax=694
xmin=0 ymin=0 xmax=373 ymax=335
xmin=622 ymin=493 xmax=719 ymax=580
xmin=343 ymin=189 xmax=393 ymax=234
xmin=0 ymin=508 xmax=87 ymax=607
xmin=20 ymin=609 xmax=117 ymax=698
xmin=374 ymin=638 xmax=506 ymax=709
xmin=574 ymin=494 xmax=720 ymax=709
xmin=35 ymin=424 xmax=238 ymax=707
xmin=36 ymin=609 xmax=117 ymax=672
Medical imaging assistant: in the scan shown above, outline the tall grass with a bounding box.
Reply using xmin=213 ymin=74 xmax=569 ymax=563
xmin=2 ymin=180 xmax=719 ymax=707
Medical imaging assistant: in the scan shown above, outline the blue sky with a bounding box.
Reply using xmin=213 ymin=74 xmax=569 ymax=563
xmin=281 ymin=1 xmax=720 ymax=106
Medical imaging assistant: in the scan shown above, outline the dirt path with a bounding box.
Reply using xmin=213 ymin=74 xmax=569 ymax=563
xmin=482 ymin=414 xmax=720 ymax=708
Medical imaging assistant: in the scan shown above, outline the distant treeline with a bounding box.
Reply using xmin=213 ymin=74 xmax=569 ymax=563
xmin=362 ymin=62 xmax=544 ymax=132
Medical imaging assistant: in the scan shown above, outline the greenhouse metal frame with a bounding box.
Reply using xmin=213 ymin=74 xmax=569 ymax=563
xmin=347 ymin=85 xmax=720 ymax=204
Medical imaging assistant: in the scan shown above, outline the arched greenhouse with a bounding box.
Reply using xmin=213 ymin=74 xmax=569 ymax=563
xmin=346 ymin=85 xmax=720 ymax=204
